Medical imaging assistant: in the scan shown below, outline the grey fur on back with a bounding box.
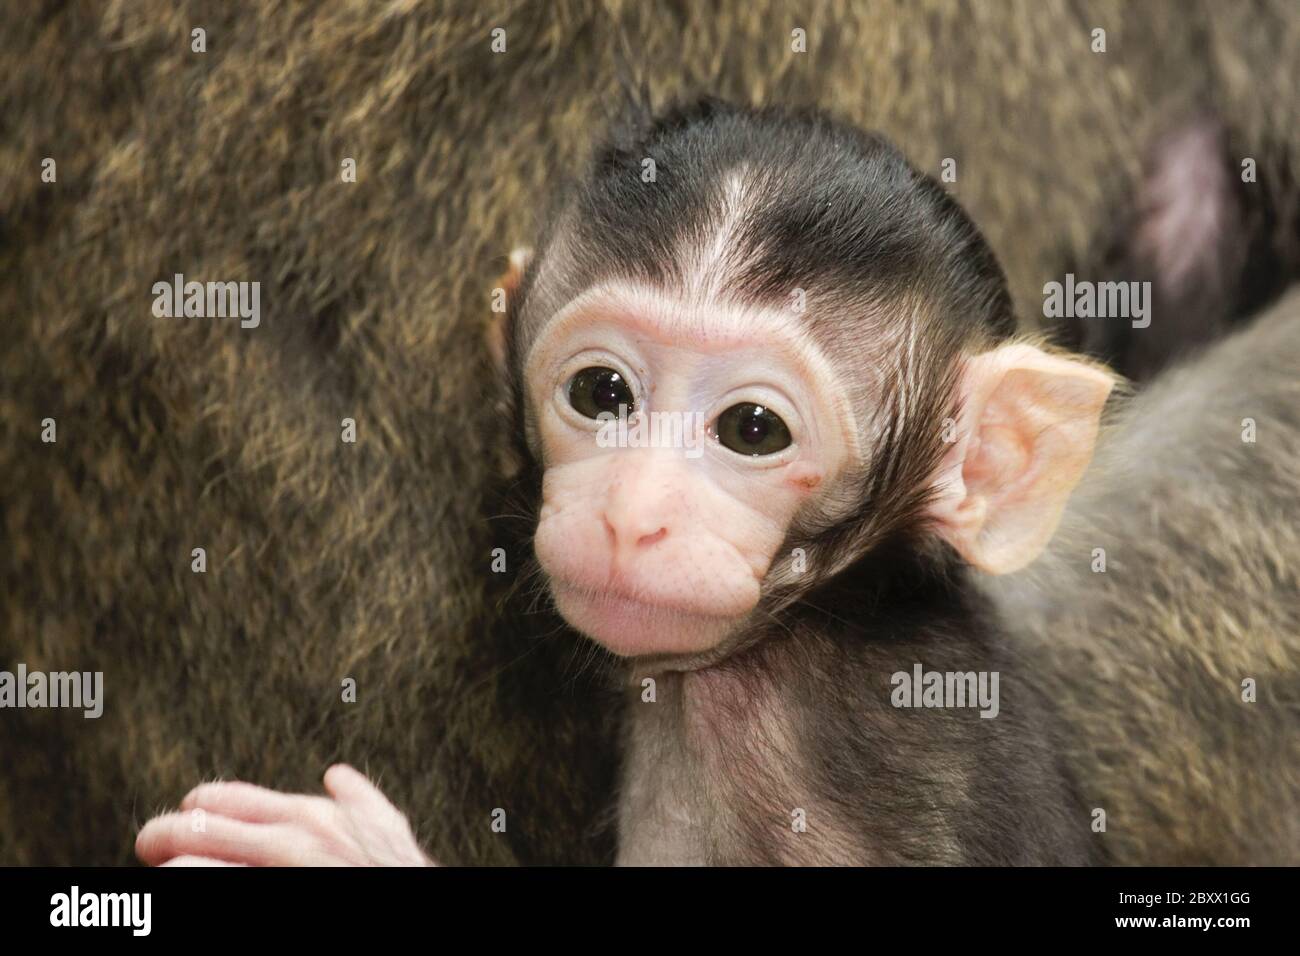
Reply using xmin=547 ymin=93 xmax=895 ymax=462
xmin=985 ymin=289 xmax=1300 ymax=864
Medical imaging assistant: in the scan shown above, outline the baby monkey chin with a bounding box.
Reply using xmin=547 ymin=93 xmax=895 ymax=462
xmin=550 ymin=580 xmax=745 ymax=657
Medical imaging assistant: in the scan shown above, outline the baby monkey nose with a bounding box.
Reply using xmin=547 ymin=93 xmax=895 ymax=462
xmin=602 ymin=513 xmax=670 ymax=551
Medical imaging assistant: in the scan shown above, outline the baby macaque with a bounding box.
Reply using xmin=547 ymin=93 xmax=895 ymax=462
xmin=137 ymin=97 xmax=1298 ymax=867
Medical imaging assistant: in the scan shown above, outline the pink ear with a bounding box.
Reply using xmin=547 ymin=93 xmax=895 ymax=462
xmin=928 ymin=343 xmax=1116 ymax=574
xmin=488 ymin=247 xmax=532 ymax=373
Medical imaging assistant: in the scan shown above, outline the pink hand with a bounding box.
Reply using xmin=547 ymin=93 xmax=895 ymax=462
xmin=136 ymin=764 xmax=435 ymax=867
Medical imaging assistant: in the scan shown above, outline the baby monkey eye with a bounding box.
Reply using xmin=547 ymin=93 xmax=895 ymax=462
xmin=715 ymin=403 xmax=792 ymax=456
xmin=567 ymin=366 xmax=634 ymax=419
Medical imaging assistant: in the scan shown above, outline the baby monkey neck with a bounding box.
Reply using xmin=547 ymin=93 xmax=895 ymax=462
xmin=616 ymin=645 xmax=810 ymax=865
xmin=616 ymin=554 xmax=997 ymax=866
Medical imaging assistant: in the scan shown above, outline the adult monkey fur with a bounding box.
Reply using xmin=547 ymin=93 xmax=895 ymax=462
xmin=137 ymin=98 xmax=1298 ymax=867
xmin=2 ymin=1 xmax=1299 ymax=865
xmin=1060 ymin=115 xmax=1299 ymax=381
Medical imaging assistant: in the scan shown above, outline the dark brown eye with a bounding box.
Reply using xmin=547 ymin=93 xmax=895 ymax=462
xmin=567 ymin=366 xmax=634 ymax=419
xmin=715 ymin=403 xmax=792 ymax=456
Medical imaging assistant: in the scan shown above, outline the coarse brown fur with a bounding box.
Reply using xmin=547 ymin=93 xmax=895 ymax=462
xmin=986 ymin=290 xmax=1300 ymax=864
xmin=1 ymin=1 xmax=1298 ymax=864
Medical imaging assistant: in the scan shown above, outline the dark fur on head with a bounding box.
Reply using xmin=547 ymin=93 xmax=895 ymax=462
xmin=515 ymin=97 xmax=1016 ymax=337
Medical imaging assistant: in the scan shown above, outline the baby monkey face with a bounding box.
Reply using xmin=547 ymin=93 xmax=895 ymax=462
xmin=526 ymin=282 xmax=857 ymax=658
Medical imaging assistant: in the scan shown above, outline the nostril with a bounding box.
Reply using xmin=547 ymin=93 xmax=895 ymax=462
xmin=636 ymin=527 xmax=668 ymax=548
xmin=603 ymin=512 xmax=667 ymax=549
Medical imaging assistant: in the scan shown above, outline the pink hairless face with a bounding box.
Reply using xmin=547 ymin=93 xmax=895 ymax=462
xmin=526 ymin=281 xmax=858 ymax=658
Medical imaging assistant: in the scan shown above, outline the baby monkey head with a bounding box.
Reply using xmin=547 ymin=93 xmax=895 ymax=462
xmin=503 ymin=98 xmax=1114 ymax=663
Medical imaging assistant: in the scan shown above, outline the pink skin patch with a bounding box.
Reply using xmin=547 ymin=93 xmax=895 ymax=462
xmin=786 ymin=461 xmax=824 ymax=492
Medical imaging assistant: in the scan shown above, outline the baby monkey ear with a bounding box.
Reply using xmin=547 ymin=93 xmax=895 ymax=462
xmin=928 ymin=343 xmax=1117 ymax=574
xmin=488 ymin=247 xmax=532 ymax=374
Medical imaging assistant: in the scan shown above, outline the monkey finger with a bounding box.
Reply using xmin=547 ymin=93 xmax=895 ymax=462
xmin=135 ymin=812 xmax=307 ymax=867
xmin=322 ymin=764 xmax=396 ymax=814
xmin=180 ymin=780 xmax=336 ymax=827
xmin=323 ymin=764 xmax=424 ymax=843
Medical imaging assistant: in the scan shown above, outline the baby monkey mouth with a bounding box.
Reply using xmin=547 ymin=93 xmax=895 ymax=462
xmin=548 ymin=574 xmax=751 ymax=659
